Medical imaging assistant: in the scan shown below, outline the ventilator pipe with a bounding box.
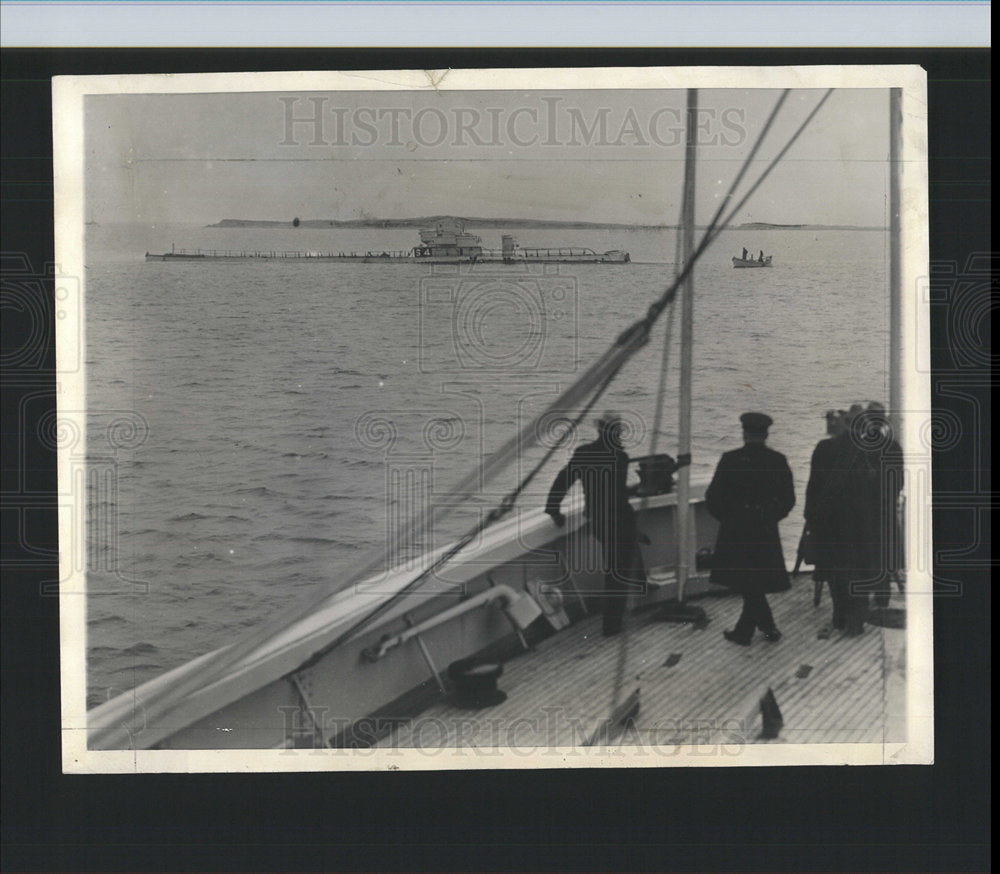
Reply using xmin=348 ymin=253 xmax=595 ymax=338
xmin=362 ymin=585 xmax=542 ymax=662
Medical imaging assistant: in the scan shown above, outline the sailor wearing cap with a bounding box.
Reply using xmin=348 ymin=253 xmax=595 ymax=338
xmin=825 ymin=409 xmax=847 ymax=437
xmin=739 ymin=411 xmax=773 ymax=434
xmin=545 ymin=411 xmax=647 ymax=637
xmin=706 ymin=412 xmax=796 ymax=645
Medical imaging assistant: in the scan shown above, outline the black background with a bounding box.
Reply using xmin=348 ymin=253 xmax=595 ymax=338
xmin=2 ymin=47 xmax=991 ymax=872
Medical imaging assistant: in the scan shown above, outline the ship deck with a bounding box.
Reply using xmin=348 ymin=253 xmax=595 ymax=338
xmin=378 ymin=577 xmax=906 ymax=751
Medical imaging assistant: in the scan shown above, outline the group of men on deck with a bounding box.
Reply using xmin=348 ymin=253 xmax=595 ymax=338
xmin=544 ymin=404 xmax=903 ymax=643
xmin=804 ymin=403 xmax=905 ymax=637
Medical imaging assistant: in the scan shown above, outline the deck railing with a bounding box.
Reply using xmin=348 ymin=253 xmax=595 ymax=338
xmin=520 ymin=247 xmax=599 ymax=257
xmin=166 ymin=248 xmax=414 ymax=259
xmin=476 ymin=247 xmax=602 ymax=259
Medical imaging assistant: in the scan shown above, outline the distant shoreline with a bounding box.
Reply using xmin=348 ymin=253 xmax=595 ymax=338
xmin=206 ymin=216 xmax=885 ymax=232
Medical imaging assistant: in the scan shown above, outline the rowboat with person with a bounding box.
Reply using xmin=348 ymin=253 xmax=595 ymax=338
xmin=733 ymin=247 xmax=773 ymax=267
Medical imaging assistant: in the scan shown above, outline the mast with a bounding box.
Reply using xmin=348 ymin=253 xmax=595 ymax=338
xmin=888 ymin=87 xmax=903 ymax=440
xmin=675 ymin=89 xmax=697 ymax=602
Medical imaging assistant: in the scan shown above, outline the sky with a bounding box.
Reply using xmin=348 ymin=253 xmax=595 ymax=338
xmin=85 ymin=87 xmax=891 ymax=227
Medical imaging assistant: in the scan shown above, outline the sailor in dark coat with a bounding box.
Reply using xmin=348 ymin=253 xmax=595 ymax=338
xmin=814 ymin=403 xmax=904 ymax=636
xmin=804 ymin=409 xmax=847 ymax=584
xmin=546 ymin=413 xmax=646 ymax=637
xmin=861 ymin=402 xmax=905 ymax=608
xmin=706 ymin=412 xmax=795 ymax=645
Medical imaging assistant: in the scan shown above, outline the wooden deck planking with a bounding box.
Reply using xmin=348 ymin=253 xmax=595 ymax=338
xmin=379 ymin=579 xmax=906 ymax=749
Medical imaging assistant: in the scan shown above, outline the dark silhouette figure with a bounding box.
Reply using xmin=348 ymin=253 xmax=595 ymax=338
xmin=546 ymin=413 xmax=647 ymax=636
xmin=706 ymin=412 xmax=795 ymax=645
xmin=861 ymin=402 xmax=905 ymax=608
xmin=804 ymin=409 xmax=847 ymax=586
xmin=810 ymin=403 xmax=904 ymax=637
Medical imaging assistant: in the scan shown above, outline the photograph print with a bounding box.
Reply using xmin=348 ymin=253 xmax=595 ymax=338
xmin=53 ymin=65 xmax=932 ymax=771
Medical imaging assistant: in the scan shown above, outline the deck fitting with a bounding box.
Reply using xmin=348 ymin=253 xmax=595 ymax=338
xmin=759 ymin=687 xmax=784 ymax=740
xmin=649 ymin=601 xmax=709 ymax=627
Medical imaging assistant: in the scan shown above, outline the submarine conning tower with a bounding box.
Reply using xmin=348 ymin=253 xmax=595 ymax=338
xmin=501 ymin=234 xmax=518 ymax=263
xmin=415 ymin=217 xmax=483 ymax=259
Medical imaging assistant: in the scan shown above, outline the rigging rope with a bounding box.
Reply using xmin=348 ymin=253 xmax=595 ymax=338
xmin=294 ymin=369 xmax=622 ymax=673
xmin=90 ymin=88 xmax=834 ymax=750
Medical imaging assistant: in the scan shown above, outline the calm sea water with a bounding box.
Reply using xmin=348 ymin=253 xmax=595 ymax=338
xmin=84 ymin=223 xmax=890 ymax=706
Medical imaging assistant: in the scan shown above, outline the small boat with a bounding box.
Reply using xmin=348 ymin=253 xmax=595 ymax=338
xmin=732 ymin=255 xmax=773 ymax=268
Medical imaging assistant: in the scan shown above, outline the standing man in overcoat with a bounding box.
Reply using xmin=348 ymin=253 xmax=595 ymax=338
xmin=815 ymin=402 xmax=905 ymax=636
xmin=706 ymin=412 xmax=795 ymax=645
xmin=859 ymin=402 xmax=905 ymax=610
xmin=545 ymin=412 xmax=647 ymax=637
xmin=804 ymin=409 xmax=847 ymax=587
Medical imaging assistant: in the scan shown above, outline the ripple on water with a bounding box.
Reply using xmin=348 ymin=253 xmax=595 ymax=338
xmin=85 ymin=227 xmax=891 ymax=698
